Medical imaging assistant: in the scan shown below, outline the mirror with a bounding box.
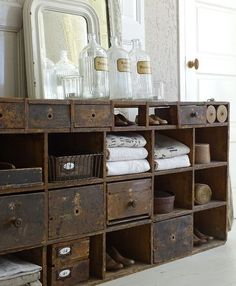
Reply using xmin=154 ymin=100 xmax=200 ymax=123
xmin=23 ymin=0 xmax=121 ymax=99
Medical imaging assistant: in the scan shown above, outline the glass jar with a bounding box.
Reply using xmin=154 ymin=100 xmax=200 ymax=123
xmin=107 ymin=36 xmax=132 ymax=99
xmin=41 ymin=54 xmax=57 ymax=99
xmin=129 ymin=39 xmax=153 ymax=100
xmin=79 ymin=34 xmax=109 ymax=99
xmin=55 ymin=50 xmax=79 ymax=99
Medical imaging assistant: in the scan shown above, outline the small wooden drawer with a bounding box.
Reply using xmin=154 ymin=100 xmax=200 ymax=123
xmin=28 ymin=103 xmax=70 ymax=129
xmin=49 ymin=259 xmax=89 ymax=286
xmin=179 ymin=105 xmax=206 ymax=125
xmin=0 ymin=102 xmax=25 ymax=129
xmin=74 ymin=104 xmax=112 ymax=128
xmin=153 ymin=215 xmax=193 ymax=264
xmin=0 ymin=193 xmax=45 ymax=252
xmin=49 ymin=185 xmax=104 ymax=239
xmin=49 ymin=238 xmax=90 ymax=266
xmin=107 ymin=179 xmax=152 ymax=224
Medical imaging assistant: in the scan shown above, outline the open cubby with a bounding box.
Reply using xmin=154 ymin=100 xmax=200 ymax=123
xmin=195 ymin=126 xmax=228 ymax=162
xmin=153 ymin=104 xmax=178 ymax=126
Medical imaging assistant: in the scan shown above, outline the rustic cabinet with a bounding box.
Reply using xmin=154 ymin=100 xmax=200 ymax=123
xmin=0 ymin=99 xmax=229 ymax=286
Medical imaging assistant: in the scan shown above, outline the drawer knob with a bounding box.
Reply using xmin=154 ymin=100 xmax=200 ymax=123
xmin=128 ymin=200 xmax=137 ymax=208
xmin=12 ymin=218 xmax=23 ymax=228
xmin=191 ymin=111 xmax=198 ymax=118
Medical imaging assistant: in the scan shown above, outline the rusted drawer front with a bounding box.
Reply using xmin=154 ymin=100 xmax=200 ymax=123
xmin=0 ymin=102 xmax=25 ymax=129
xmin=74 ymin=104 xmax=112 ymax=128
xmin=49 ymin=238 xmax=89 ymax=266
xmin=107 ymin=179 xmax=152 ymax=223
xmin=49 ymin=259 xmax=89 ymax=286
xmin=179 ymin=105 xmax=206 ymax=125
xmin=0 ymin=193 xmax=45 ymax=252
xmin=153 ymin=215 xmax=193 ymax=264
xmin=49 ymin=185 xmax=104 ymax=239
xmin=28 ymin=104 xmax=70 ymax=129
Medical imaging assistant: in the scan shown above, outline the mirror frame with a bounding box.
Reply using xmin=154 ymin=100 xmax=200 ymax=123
xmin=23 ymin=0 xmax=121 ymax=99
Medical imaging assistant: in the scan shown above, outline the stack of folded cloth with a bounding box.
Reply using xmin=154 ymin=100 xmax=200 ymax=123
xmin=154 ymin=134 xmax=191 ymax=171
xmin=106 ymin=133 xmax=150 ymax=176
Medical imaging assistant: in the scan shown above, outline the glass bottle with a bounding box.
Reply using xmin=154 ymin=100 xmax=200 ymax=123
xmin=55 ymin=50 xmax=79 ymax=99
xmin=107 ymin=36 xmax=132 ymax=99
xmin=79 ymin=34 xmax=109 ymax=99
xmin=129 ymin=39 xmax=153 ymax=99
xmin=41 ymin=52 xmax=57 ymax=99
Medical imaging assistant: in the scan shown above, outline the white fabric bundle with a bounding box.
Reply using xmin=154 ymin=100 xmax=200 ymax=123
xmin=107 ymin=159 xmax=150 ymax=176
xmin=107 ymin=147 xmax=148 ymax=162
xmin=106 ymin=133 xmax=147 ymax=148
xmin=154 ymin=155 xmax=190 ymax=171
xmin=154 ymin=134 xmax=190 ymax=159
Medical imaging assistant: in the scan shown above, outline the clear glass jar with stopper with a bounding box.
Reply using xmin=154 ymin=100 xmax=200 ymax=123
xmin=129 ymin=39 xmax=153 ymax=99
xmin=107 ymin=36 xmax=132 ymax=99
xmin=79 ymin=33 xmax=109 ymax=99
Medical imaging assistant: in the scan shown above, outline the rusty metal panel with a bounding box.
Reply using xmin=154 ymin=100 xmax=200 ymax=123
xmin=49 ymin=185 xmax=104 ymax=239
xmin=0 ymin=102 xmax=25 ymax=129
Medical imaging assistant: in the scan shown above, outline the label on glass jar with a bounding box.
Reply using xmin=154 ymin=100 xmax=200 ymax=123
xmin=94 ymin=57 xmax=108 ymax=71
xmin=117 ymin=58 xmax=131 ymax=72
xmin=137 ymin=61 xmax=151 ymax=74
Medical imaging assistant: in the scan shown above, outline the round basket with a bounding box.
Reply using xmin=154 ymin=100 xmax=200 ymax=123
xmin=194 ymin=183 xmax=212 ymax=205
xmin=154 ymin=191 xmax=175 ymax=214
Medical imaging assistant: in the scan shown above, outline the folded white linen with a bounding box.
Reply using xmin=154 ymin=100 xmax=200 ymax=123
xmin=107 ymin=147 xmax=148 ymax=162
xmin=154 ymin=155 xmax=190 ymax=171
xmin=107 ymin=159 xmax=150 ymax=176
xmin=106 ymin=133 xmax=147 ymax=148
xmin=154 ymin=134 xmax=190 ymax=159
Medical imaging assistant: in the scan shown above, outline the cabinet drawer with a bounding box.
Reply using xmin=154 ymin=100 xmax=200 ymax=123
xmin=179 ymin=105 xmax=206 ymax=125
xmin=107 ymin=179 xmax=152 ymax=223
xmin=74 ymin=104 xmax=112 ymax=128
xmin=49 ymin=185 xmax=104 ymax=239
xmin=0 ymin=193 xmax=45 ymax=252
xmin=0 ymin=102 xmax=25 ymax=129
xmin=153 ymin=215 xmax=193 ymax=264
xmin=49 ymin=238 xmax=89 ymax=266
xmin=49 ymin=259 xmax=89 ymax=286
xmin=28 ymin=103 xmax=70 ymax=129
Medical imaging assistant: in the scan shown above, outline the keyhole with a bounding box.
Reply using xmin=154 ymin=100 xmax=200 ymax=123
xmin=92 ymin=113 xmax=95 ymax=118
xmin=47 ymin=113 xmax=53 ymax=120
xmin=171 ymin=235 xmax=176 ymax=240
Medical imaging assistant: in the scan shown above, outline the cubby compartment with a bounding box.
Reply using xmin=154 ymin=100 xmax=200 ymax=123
xmin=193 ymin=206 xmax=227 ymax=253
xmin=152 ymin=103 xmax=178 ymax=127
xmin=195 ymin=126 xmax=228 ymax=164
xmin=154 ymin=171 xmax=193 ymax=221
xmin=194 ymin=166 xmax=227 ymax=211
xmin=0 ymin=247 xmax=44 ymax=285
xmin=106 ymin=224 xmax=152 ymax=278
xmin=48 ymin=234 xmax=104 ymax=286
xmin=48 ymin=133 xmax=103 ymax=183
xmin=106 ymin=130 xmax=153 ymax=177
xmin=48 ymin=184 xmax=104 ymax=240
xmin=0 ymin=134 xmax=44 ymax=190
xmin=153 ymin=215 xmax=193 ymax=264
xmin=154 ymin=128 xmax=193 ymax=172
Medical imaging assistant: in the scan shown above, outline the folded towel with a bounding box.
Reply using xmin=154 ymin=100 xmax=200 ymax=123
xmin=107 ymin=159 xmax=150 ymax=176
xmin=154 ymin=155 xmax=191 ymax=171
xmin=106 ymin=133 xmax=147 ymax=148
xmin=107 ymin=147 xmax=148 ymax=162
xmin=154 ymin=134 xmax=190 ymax=159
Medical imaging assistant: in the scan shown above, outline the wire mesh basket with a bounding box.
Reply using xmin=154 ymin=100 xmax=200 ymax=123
xmin=48 ymin=153 xmax=103 ymax=181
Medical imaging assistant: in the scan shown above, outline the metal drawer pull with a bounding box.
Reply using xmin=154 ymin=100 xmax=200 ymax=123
xmin=191 ymin=111 xmax=199 ymax=118
xmin=12 ymin=218 xmax=23 ymax=228
xmin=128 ymin=200 xmax=137 ymax=208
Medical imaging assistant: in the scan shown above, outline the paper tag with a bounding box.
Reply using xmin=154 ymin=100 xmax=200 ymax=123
xmin=63 ymin=162 xmax=75 ymax=170
xmin=137 ymin=61 xmax=151 ymax=74
xmin=94 ymin=57 xmax=108 ymax=71
xmin=58 ymin=269 xmax=71 ymax=279
xmin=58 ymin=247 xmax=71 ymax=256
xmin=117 ymin=58 xmax=131 ymax=72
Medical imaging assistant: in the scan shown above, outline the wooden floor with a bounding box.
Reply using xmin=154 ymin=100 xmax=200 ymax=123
xmin=101 ymin=220 xmax=236 ymax=286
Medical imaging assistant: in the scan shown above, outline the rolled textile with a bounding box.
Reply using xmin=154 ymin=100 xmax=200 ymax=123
xmin=154 ymin=134 xmax=190 ymax=159
xmin=106 ymin=147 xmax=148 ymax=162
xmin=154 ymin=155 xmax=190 ymax=171
xmin=107 ymin=159 xmax=150 ymax=176
xmin=106 ymin=133 xmax=147 ymax=148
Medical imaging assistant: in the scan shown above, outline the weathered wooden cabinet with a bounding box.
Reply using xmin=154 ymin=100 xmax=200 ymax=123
xmin=0 ymin=99 xmax=229 ymax=285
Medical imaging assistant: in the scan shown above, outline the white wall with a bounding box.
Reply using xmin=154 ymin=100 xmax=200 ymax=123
xmin=145 ymin=0 xmax=179 ymax=101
